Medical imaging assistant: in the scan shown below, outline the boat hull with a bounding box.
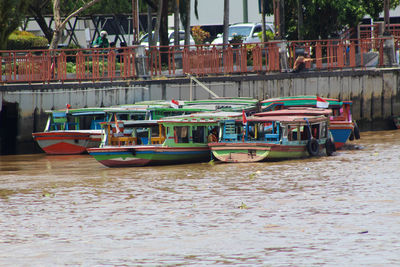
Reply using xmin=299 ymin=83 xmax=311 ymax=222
xmin=210 ymin=142 xmax=321 ymax=163
xmin=88 ymin=145 xmax=211 ymax=167
xmin=329 ymin=122 xmax=353 ymax=149
xmin=32 ymin=131 xmax=102 ymax=155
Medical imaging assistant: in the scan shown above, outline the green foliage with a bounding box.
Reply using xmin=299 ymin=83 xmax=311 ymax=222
xmin=66 ymin=62 xmax=76 ymax=73
xmin=85 ymin=0 xmax=133 ymax=14
xmin=283 ymin=0 xmax=400 ymax=40
xmin=7 ymin=31 xmax=48 ymax=50
xmin=257 ymin=31 xmax=275 ymax=42
xmin=0 ymin=0 xmax=30 ymax=49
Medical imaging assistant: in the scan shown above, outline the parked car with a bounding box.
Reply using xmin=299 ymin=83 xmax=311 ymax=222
xmin=211 ymin=22 xmax=274 ymax=45
xmin=139 ymin=30 xmax=195 ymax=47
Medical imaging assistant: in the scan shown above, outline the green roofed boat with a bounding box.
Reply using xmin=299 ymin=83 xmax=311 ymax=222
xmin=260 ymin=95 xmax=358 ymax=149
xmin=87 ymin=111 xmax=242 ymax=167
xmin=208 ymin=108 xmax=335 ymax=163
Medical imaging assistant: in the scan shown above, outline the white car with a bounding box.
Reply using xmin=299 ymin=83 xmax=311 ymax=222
xmin=139 ymin=30 xmax=195 ymax=47
xmin=211 ymin=23 xmax=274 ymax=45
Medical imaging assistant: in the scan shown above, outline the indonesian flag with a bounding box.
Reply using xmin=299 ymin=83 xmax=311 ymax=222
xmin=66 ymin=104 xmax=71 ymax=113
xmin=170 ymin=99 xmax=180 ymax=109
xmin=242 ymin=110 xmax=247 ymax=124
xmin=114 ymin=114 xmax=121 ymax=134
xmin=316 ymin=96 xmax=329 ymax=108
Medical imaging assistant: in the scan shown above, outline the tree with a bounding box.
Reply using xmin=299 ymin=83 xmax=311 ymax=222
xmin=28 ymin=0 xmax=53 ymax=43
xmin=49 ymin=0 xmax=101 ymax=49
xmin=282 ymin=0 xmax=400 ymax=40
xmin=0 ymin=0 xmax=30 ymax=49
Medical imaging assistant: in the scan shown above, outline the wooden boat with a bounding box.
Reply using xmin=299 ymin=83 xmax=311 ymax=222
xmin=32 ymin=107 xmax=147 ymax=155
xmin=208 ymin=111 xmax=335 ymax=163
xmin=260 ymin=96 xmax=357 ymax=149
xmin=87 ymin=112 xmax=242 ymax=167
xmin=87 ymin=120 xmax=166 ymax=167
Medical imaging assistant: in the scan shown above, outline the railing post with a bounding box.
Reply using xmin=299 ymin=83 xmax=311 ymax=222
xmin=315 ymin=42 xmax=322 ymax=69
xmin=337 ymin=42 xmax=344 ymax=68
xmin=349 ymin=41 xmax=356 ymax=68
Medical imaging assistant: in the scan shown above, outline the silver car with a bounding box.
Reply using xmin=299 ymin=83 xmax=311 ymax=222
xmin=211 ymin=23 xmax=274 ymax=45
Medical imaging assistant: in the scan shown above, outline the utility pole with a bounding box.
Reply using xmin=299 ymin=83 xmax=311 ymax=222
xmin=243 ymin=0 xmax=248 ymax=23
xmin=223 ymin=0 xmax=229 ymax=45
xmin=384 ymin=0 xmax=390 ymax=35
xmin=273 ymin=0 xmax=280 ymax=39
xmin=261 ymin=0 xmax=266 ymax=43
xmin=297 ymin=0 xmax=304 ymax=40
xmin=132 ymin=0 xmax=139 ymax=44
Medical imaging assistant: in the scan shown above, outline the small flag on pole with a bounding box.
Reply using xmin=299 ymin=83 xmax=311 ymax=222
xmin=66 ymin=104 xmax=71 ymax=113
xmin=170 ymin=99 xmax=180 ymax=109
xmin=316 ymin=96 xmax=329 ymax=108
xmin=242 ymin=110 xmax=247 ymax=124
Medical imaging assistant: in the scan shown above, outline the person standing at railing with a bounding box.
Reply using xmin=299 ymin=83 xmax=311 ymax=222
xmin=92 ymin=31 xmax=110 ymax=48
xmin=291 ymin=55 xmax=313 ymax=73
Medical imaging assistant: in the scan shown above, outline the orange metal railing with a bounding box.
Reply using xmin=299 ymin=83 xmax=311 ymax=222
xmin=0 ymin=37 xmax=396 ymax=84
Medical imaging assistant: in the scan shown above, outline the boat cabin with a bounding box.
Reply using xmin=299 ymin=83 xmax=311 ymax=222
xmin=159 ymin=112 xmax=242 ymax=146
xmin=43 ymin=108 xmax=148 ymax=132
xmin=219 ymin=115 xmax=329 ymax=144
xmin=44 ymin=109 xmax=108 ymax=131
xmin=101 ymin=120 xmax=166 ymax=147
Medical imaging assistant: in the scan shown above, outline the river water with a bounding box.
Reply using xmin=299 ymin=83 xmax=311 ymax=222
xmin=0 ymin=130 xmax=399 ymax=266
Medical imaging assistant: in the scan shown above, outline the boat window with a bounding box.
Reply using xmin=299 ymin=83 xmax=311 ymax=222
xmin=174 ymin=126 xmax=189 ymax=143
xmin=192 ymin=126 xmax=205 ymax=143
xmin=118 ymin=114 xmax=129 ymax=120
xmin=287 ymin=125 xmax=299 ymax=141
xmin=150 ymin=125 xmax=160 ymax=137
xmin=248 ymin=123 xmax=256 ymax=139
xmin=299 ymin=126 xmax=310 ymax=140
xmin=311 ymin=124 xmax=320 ymax=138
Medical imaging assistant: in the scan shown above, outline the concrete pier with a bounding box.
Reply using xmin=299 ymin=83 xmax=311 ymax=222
xmin=1 ymin=68 xmax=400 ymax=154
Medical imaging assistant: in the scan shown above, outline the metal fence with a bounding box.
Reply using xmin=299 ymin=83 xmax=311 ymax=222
xmin=0 ymin=37 xmax=397 ymax=84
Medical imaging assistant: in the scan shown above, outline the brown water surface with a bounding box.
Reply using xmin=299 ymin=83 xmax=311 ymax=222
xmin=0 ymin=130 xmax=400 ymax=265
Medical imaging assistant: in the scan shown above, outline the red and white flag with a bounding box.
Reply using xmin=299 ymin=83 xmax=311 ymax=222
xmin=316 ymin=96 xmax=329 ymax=108
xmin=170 ymin=99 xmax=180 ymax=109
xmin=66 ymin=104 xmax=71 ymax=113
xmin=242 ymin=110 xmax=247 ymax=124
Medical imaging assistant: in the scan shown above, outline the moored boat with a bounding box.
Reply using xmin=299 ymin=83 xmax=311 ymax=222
xmin=260 ymin=96 xmax=357 ymax=149
xmin=208 ymin=110 xmax=335 ymax=163
xmin=32 ymin=107 xmax=147 ymax=155
xmin=88 ymin=111 xmax=242 ymax=167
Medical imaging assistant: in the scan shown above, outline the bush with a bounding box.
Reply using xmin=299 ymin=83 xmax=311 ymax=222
xmin=192 ymin=26 xmax=211 ymax=45
xmin=257 ymin=31 xmax=275 ymax=42
xmin=7 ymin=31 xmax=48 ymax=50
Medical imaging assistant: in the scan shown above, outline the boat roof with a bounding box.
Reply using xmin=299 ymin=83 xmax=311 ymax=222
xmin=159 ymin=111 xmax=242 ymax=123
xmin=246 ymin=115 xmax=329 ymax=124
xmin=260 ymin=95 xmax=349 ymax=109
xmin=184 ymin=97 xmax=259 ymax=105
xmin=101 ymin=120 xmax=160 ymax=127
xmin=255 ymin=107 xmax=332 ymax=117
xmin=261 ymin=95 xmax=339 ymax=103
xmin=45 ymin=106 xmax=148 ymax=115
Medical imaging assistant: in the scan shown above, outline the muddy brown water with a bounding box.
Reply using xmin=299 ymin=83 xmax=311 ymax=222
xmin=0 ymin=130 xmax=399 ymax=266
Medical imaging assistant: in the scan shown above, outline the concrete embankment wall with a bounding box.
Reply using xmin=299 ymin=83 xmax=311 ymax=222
xmin=1 ymin=69 xmax=400 ymax=154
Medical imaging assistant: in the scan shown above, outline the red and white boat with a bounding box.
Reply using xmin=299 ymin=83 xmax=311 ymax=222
xmin=32 ymin=107 xmax=147 ymax=155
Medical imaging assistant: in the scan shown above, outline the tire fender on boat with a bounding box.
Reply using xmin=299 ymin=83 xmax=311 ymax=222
xmin=353 ymin=122 xmax=360 ymax=140
xmin=307 ymin=138 xmax=319 ymax=156
xmin=325 ymin=138 xmax=335 ymax=156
